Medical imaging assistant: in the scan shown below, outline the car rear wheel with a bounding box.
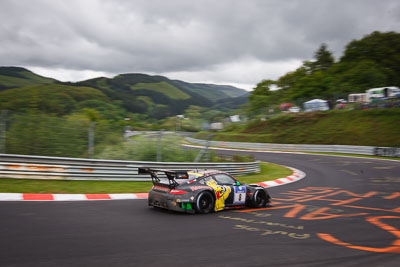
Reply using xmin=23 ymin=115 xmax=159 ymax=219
xmin=195 ymin=191 xmax=214 ymax=214
xmin=251 ymin=190 xmax=267 ymax=208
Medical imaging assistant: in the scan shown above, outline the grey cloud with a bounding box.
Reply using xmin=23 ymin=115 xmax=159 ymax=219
xmin=0 ymin=0 xmax=399 ymax=81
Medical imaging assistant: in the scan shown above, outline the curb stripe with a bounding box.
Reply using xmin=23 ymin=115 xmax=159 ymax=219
xmin=53 ymin=194 xmax=86 ymax=201
xmin=0 ymin=168 xmax=305 ymax=201
xmin=0 ymin=193 xmax=23 ymax=201
xmin=85 ymin=194 xmax=111 ymax=200
xmin=254 ymin=166 xmax=306 ymax=189
xmin=108 ymin=193 xmax=137 ymax=200
xmin=0 ymin=193 xmax=149 ymax=201
xmin=135 ymin=193 xmax=149 ymax=199
xmin=23 ymin=194 xmax=54 ymax=200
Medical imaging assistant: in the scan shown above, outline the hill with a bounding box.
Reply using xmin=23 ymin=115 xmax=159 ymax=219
xmin=0 ymin=67 xmax=248 ymax=119
xmin=196 ymin=109 xmax=400 ymax=147
xmin=0 ymin=83 xmax=109 ymax=115
xmin=76 ymin=73 xmax=246 ymax=105
xmin=211 ymin=94 xmax=250 ymax=112
xmin=168 ymin=80 xmax=246 ymax=100
xmin=72 ymin=73 xmax=248 ymax=117
xmin=0 ymin=67 xmax=56 ymax=91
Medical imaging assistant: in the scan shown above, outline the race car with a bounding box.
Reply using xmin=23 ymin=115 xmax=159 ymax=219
xmin=140 ymin=168 xmax=271 ymax=214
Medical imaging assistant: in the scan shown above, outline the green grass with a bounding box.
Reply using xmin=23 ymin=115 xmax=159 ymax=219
xmin=0 ymin=162 xmax=290 ymax=194
xmin=199 ymin=109 xmax=400 ymax=147
xmin=235 ymin=162 xmax=293 ymax=184
xmin=0 ymin=179 xmax=153 ymax=194
xmin=130 ymin=81 xmax=190 ymax=100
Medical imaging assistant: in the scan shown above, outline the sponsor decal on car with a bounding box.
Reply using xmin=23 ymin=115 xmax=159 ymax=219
xmin=189 ymin=186 xmax=210 ymax=191
xmin=153 ymin=185 xmax=170 ymax=192
xmin=206 ymin=179 xmax=231 ymax=211
xmin=188 ymin=172 xmax=204 ymax=177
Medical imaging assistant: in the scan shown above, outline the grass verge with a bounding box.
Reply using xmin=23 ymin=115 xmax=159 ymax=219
xmin=197 ymin=109 xmax=400 ymax=147
xmin=235 ymin=162 xmax=293 ymax=184
xmin=0 ymin=162 xmax=290 ymax=194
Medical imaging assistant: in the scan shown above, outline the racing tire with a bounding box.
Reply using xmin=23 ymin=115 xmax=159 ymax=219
xmin=195 ymin=191 xmax=214 ymax=214
xmin=251 ymin=190 xmax=267 ymax=208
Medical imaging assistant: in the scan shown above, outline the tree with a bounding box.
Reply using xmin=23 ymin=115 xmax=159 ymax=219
xmin=247 ymin=31 xmax=400 ymax=113
xmin=184 ymin=105 xmax=203 ymax=119
xmin=248 ymin=80 xmax=276 ymax=110
xmin=313 ymin=43 xmax=335 ymax=71
xmin=83 ymin=108 xmax=100 ymax=122
xmin=6 ymin=113 xmax=89 ymax=157
xmin=327 ymin=60 xmax=389 ymax=95
xmin=341 ymin=31 xmax=400 ymax=85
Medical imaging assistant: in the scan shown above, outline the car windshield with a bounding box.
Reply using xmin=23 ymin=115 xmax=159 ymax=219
xmin=213 ymin=173 xmax=237 ymax=185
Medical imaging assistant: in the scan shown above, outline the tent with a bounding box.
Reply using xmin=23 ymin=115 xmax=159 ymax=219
xmin=303 ymin=99 xmax=330 ymax=112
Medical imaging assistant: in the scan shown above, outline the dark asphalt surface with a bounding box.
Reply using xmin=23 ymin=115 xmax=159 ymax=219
xmin=0 ymin=151 xmax=399 ymax=266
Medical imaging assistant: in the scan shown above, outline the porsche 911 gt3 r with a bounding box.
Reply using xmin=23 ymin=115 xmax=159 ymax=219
xmin=140 ymin=168 xmax=271 ymax=214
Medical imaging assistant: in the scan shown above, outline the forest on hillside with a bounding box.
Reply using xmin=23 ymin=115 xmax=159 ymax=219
xmin=248 ymin=31 xmax=400 ymax=113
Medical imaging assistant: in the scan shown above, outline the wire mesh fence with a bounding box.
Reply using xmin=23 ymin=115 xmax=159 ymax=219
xmin=96 ymin=133 xmax=200 ymax=162
xmin=0 ymin=110 xmax=202 ymax=162
xmin=0 ymin=110 xmax=124 ymax=159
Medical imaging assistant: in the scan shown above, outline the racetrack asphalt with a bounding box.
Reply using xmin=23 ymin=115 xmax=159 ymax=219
xmin=0 ymin=150 xmax=399 ymax=266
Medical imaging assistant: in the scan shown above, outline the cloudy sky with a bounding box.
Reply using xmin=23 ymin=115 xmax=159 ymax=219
xmin=1 ymin=0 xmax=399 ymax=90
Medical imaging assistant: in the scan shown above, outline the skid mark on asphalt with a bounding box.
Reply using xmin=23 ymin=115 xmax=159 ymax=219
xmin=340 ymin=169 xmax=359 ymax=176
xmin=373 ymin=166 xmax=396 ymax=170
xmin=231 ymin=186 xmax=400 ymax=254
xmin=370 ymin=177 xmax=400 ymax=183
xmin=334 ymin=160 xmax=379 ymax=167
xmin=335 ymin=161 xmax=353 ymax=166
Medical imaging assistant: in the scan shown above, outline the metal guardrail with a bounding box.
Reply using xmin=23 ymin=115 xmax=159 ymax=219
xmin=0 ymin=154 xmax=260 ymax=181
xmin=124 ymin=130 xmax=193 ymax=139
xmin=186 ymin=137 xmax=400 ymax=157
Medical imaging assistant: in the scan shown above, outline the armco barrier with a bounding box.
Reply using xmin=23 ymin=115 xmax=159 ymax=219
xmin=0 ymin=154 xmax=260 ymax=181
xmin=374 ymin=147 xmax=400 ymax=157
xmin=186 ymin=137 xmax=400 ymax=157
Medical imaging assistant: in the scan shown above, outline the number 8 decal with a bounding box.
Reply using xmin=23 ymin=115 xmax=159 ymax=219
xmin=234 ymin=186 xmax=246 ymax=204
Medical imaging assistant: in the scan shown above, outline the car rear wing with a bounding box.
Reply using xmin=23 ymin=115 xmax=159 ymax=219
xmin=139 ymin=168 xmax=189 ymax=188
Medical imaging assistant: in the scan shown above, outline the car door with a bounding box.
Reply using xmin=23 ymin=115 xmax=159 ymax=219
xmin=213 ymin=174 xmax=246 ymax=206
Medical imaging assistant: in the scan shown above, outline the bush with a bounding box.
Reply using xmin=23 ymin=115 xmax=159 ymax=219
xmin=95 ymin=135 xmax=198 ymax=162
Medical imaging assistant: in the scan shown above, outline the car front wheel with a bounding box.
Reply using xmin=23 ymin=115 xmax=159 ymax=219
xmin=251 ymin=190 xmax=267 ymax=208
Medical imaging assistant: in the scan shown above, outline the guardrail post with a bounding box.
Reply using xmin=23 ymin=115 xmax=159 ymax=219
xmin=88 ymin=122 xmax=96 ymax=158
xmin=194 ymin=134 xmax=214 ymax=162
xmin=156 ymin=130 xmax=163 ymax=162
xmin=0 ymin=110 xmax=7 ymax=154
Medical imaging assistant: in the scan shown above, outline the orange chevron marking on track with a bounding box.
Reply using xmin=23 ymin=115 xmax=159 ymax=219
xmin=318 ymin=216 xmax=400 ymax=254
